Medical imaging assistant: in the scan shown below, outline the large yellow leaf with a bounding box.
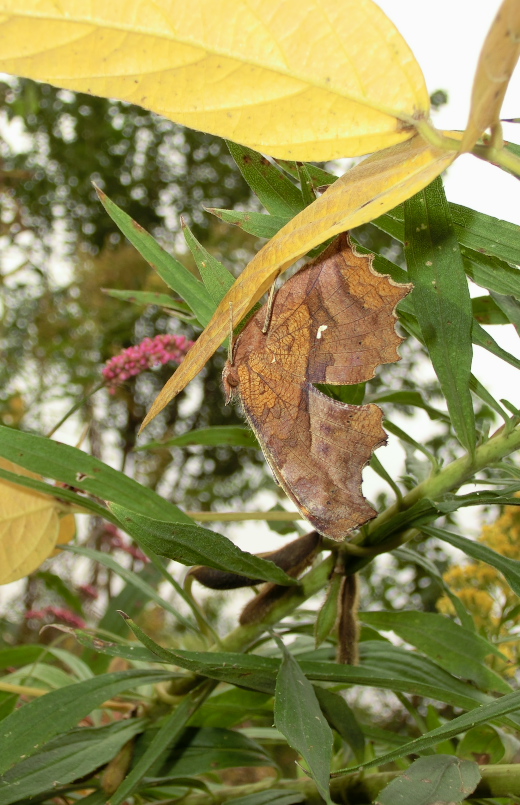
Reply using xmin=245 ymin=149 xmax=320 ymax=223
xmin=0 ymin=459 xmax=71 ymax=584
xmin=460 ymin=0 xmax=520 ymax=152
xmin=141 ymin=134 xmax=458 ymax=429
xmin=0 ymin=0 xmax=429 ymax=160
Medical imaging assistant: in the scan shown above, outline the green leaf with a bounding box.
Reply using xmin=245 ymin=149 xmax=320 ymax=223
xmin=404 ymin=178 xmax=476 ymax=453
xmin=316 ymin=382 xmax=365 ymax=405
xmin=373 ymin=202 xmax=520 ymax=266
xmin=0 ymin=669 xmax=176 ymax=774
xmin=369 ymin=390 xmax=449 ymax=422
xmin=472 ymin=295 xmax=510 ymax=325
xmin=227 ymin=142 xmax=305 ymax=217
xmin=314 ymin=573 xmax=342 ymax=649
xmin=225 ymin=790 xmax=304 ymax=805
xmin=102 ymin=288 xmax=194 ymax=317
xmin=462 ymin=249 xmax=520 ymax=300
xmin=375 ymin=755 xmax=480 ymax=805
xmin=490 ymin=291 xmax=520 ymax=332
xmin=472 ymin=319 xmax=520 ymax=371
xmin=276 ymin=160 xmax=337 ymax=187
xmin=137 ymin=425 xmax=259 ymax=451
xmin=95 ymin=186 xmax=215 ymax=326
xmin=0 ymin=720 xmax=145 ymax=805
xmin=61 ymin=544 xmax=196 ymax=632
xmin=182 ymin=219 xmax=235 ymax=306
xmin=366 ymin=499 xmax=440 ymax=546
xmin=189 ymin=688 xmax=273 ymax=730
xmin=393 ymin=548 xmax=475 ymax=632
xmin=143 ymin=726 xmax=272 ymax=779
xmin=457 ymin=725 xmax=506 ymax=764
xmin=422 ymin=525 xmax=520 ymax=597
xmin=348 ymin=689 xmax=520 ymax=772
xmin=206 ymin=208 xmax=289 ymax=240
xmin=108 ymin=684 xmax=213 ymax=805
xmin=70 ymin=629 xmax=160 ymax=664
xmin=359 ymin=611 xmax=510 ymax=693
xmin=110 ymin=504 xmax=297 ymax=586
xmin=296 ymin=162 xmax=317 ymax=207
xmin=314 ymin=687 xmax=365 ymax=763
xmin=450 ymin=204 xmax=520 ymax=266
xmin=274 ymin=641 xmax=333 ymax=805
xmin=0 ymin=425 xmax=192 ymax=524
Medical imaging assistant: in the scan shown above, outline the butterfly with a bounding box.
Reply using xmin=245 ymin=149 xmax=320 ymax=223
xmin=223 ymin=233 xmax=411 ymax=541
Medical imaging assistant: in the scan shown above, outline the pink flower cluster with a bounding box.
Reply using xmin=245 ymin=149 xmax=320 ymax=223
xmin=25 ymin=606 xmax=86 ymax=629
xmin=102 ymin=333 xmax=193 ymax=392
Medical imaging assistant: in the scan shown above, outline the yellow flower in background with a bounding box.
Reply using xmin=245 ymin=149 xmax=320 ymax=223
xmin=437 ymin=498 xmax=520 ymax=673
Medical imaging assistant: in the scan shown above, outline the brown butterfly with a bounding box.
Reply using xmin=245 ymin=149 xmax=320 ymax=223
xmin=223 ymin=233 xmax=411 ymax=541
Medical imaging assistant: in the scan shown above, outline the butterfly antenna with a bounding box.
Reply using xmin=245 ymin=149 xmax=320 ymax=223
xmin=228 ymin=301 xmax=234 ymax=365
xmin=262 ymin=281 xmax=278 ymax=334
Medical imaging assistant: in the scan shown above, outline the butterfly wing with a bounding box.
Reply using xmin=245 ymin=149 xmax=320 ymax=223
xmin=226 ymin=233 xmax=409 ymax=540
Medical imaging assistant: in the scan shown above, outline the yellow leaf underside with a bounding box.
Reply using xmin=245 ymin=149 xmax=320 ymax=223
xmin=0 ymin=458 xmax=68 ymax=583
xmin=460 ymin=0 xmax=520 ymax=152
xmin=0 ymin=493 xmax=60 ymax=584
xmin=141 ymin=134 xmax=457 ymax=429
xmin=0 ymin=0 xmax=429 ymax=159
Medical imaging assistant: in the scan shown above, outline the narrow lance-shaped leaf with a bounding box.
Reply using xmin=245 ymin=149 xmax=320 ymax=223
xmin=137 ymin=426 xmax=258 ymax=451
xmin=182 ymin=218 xmax=235 ymax=306
xmin=108 ymin=682 xmax=214 ymax=805
xmin=341 ymin=688 xmax=520 ymax=773
xmin=274 ymin=638 xmax=334 ymax=805
xmin=0 ymin=669 xmax=177 ymax=775
xmin=109 ymin=503 xmax=297 ymax=586
xmin=360 ymin=611 xmax=510 ymax=693
xmin=96 ymin=187 xmax=215 ymax=326
xmin=142 ymin=136 xmax=457 ymax=428
xmin=227 ymin=142 xmax=305 ymax=216
xmin=422 ymin=524 xmax=520 ymax=597
xmin=0 ymin=720 xmax=146 ymax=805
xmin=0 ymin=425 xmax=192 ymax=524
xmin=404 ymin=177 xmax=476 ymax=453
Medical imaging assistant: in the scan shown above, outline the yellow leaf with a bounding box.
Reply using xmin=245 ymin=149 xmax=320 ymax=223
xmin=0 ymin=0 xmax=429 ymax=159
xmin=0 ymin=459 xmax=63 ymax=584
xmin=460 ymin=0 xmax=520 ymax=152
xmin=51 ymin=513 xmax=77 ymax=557
xmin=141 ymin=134 xmax=457 ymax=429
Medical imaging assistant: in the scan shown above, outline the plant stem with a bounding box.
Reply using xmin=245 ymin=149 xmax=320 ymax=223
xmin=174 ymin=764 xmax=520 ymax=805
xmin=472 ymin=141 xmax=520 ymax=177
xmin=47 ymin=381 xmax=105 ymax=438
xmin=356 ymin=424 xmax=520 ymax=547
xmin=168 ymin=426 xmax=520 ymax=693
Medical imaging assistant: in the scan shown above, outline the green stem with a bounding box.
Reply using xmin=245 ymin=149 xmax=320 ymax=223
xmin=355 ymin=424 xmax=520 ymax=548
xmin=472 ymin=140 xmax=520 ymax=177
xmin=47 ymin=381 xmax=105 ymax=437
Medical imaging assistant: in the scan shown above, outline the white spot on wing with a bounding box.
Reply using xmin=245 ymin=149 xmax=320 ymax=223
xmin=316 ymin=325 xmax=328 ymax=339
